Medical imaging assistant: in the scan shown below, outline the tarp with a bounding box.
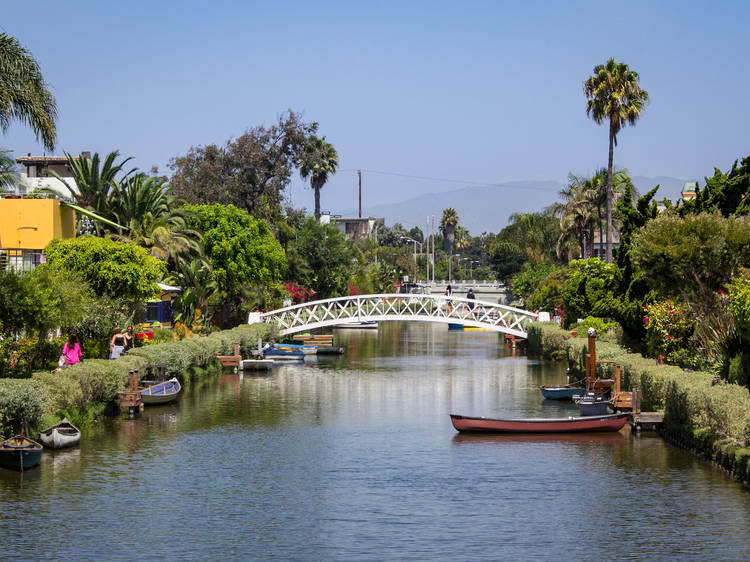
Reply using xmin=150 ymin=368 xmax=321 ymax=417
xmin=60 ymin=202 xmax=124 ymax=230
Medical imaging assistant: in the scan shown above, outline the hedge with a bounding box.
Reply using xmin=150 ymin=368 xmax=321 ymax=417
xmin=0 ymin=323 xmax=270 ymax=438
xmin=526 ymin=322 xmax=572 ymax=360
xmin=532 ymin=322 xmax=750 ymax=484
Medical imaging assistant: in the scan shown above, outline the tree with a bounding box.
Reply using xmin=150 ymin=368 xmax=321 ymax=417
xmin=584 ymin=58 xmax=649 ymax=263
xmin=169 ymin=111 xmax=318 ymax=221
xmin=488 ymin=239 xmax=526 ymax=281
xmin=553 ymin=173 xmax=597 ymax=259
xmin=298 ymin=135 xmax=338 ymax=221
xmin=292 ymin=217 xmax=355 ymax=298
xmin=47 ymin=151 xmax=136 ymax=231
xmin=678 ymin=156 xmax=750 ymax=217
xmin=0 ymin=149 xmax=19 ymax=192
xmin=560 ymin=258 xmax=620 ymax=327
xmin=0 ymin=33 xmax=57 ymax=151
xmin=44 ymin=236 xmax=166 ymax=304
xmin=440 ymin=208 xmax=459 ymax=252
xmin=185 ymin=204 xmax=286 ymax=325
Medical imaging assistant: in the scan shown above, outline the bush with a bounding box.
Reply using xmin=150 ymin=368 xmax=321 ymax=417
xmin=728 ymin=351 xmax=750 ymax=387
xmin=0 ymin=379 xmax=48 ymax=437
xmin=527 ymin=322 xmax=571 ymax=360
xmin=575 ymin=317 xmax=621 ymax=342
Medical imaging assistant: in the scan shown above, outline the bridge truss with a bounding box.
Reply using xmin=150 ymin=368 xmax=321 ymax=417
xmin=259 ymin=294 xmax=537 ymax=337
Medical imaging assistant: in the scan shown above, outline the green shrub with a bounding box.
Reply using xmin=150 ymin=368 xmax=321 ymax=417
xmin=728 ymin=351 xmax=750 ymax=387
xmin=0 ymin=379 xmax=48 ymax=437
xmin=527 ymin=322 xmax=571 ymax=359
xmin=33 ymin=371 xmax=85 ymax=413
xmin=150 ymin=328 xmax=174 ymax=345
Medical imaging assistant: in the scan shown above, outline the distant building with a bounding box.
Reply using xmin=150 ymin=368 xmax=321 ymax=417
xmin=681 ymin=181 xmax=698 ymax=201
xmin=14 ymin=153 xmax=85 ymax=198
xmin=319 ymin=213 xmax=381 ymax=240
xmin=591 ymin=230 xmax=620 ymax=259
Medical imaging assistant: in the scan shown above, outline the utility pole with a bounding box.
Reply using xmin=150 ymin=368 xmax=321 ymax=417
xmin=357 ymin=170 xmax=362 ymax=218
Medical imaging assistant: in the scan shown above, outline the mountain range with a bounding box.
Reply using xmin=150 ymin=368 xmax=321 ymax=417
xmin=332 ymin=176 xmax=691 ymax=235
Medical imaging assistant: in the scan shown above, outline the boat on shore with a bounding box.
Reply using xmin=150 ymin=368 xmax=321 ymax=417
xmin=539 ymin=385 xmax=586 ymax=400
xmin=38 ymin=418 xmax=80 ymax=449
xmin=0 ymin=434 xmax=43 ymax=471
xmin=449 ymin=412 xmax=629 ymax=433
xmin=140 ymin=377 xmax=182 ymax=405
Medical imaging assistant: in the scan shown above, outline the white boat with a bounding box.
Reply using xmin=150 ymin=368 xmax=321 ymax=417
xmin=240 ymin=359 xmax=274 ymax=370
xmin=333 ymin=321 xmax=378 ymax=329
xmin=38 ymin=418 xmax=80 ymax=449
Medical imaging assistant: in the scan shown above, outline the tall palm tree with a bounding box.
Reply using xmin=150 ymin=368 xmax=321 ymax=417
xmin=298 ymin=135 xmax=338 ymax=221
xmin=584 ymin=58 xmax=649 ymax=262
xmin=440 ymin=208 xmax=459 ymax=252
xmin=0 ymin=33 xmax=57 ymax=151
xmin=552 ymin=174 xmax=597 ymax=259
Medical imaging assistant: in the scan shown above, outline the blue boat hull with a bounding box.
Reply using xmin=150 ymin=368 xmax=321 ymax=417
xmin=539 ymin=385 xmax=586 ymax=400
xmin=141 ymin=378 xmax=182 ymax=404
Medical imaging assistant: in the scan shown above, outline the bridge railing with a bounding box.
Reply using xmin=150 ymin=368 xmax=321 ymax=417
xmin=260 ymin=293 xmax=537 ymax=336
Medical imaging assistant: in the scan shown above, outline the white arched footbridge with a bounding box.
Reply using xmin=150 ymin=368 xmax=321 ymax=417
xmin=255 ymin=294 xmax=538 ymax=337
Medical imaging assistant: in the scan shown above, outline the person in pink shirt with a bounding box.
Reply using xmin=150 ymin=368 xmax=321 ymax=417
xmin=59 ymin=333 xmax=83 ymax=367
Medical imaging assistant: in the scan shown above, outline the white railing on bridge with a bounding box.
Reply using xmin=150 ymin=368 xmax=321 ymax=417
xmin=257 ymin=294 xmax=537 ymax=337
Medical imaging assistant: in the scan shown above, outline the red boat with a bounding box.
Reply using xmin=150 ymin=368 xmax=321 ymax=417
xmin=449 ymin=412 xmax=629 ymax=433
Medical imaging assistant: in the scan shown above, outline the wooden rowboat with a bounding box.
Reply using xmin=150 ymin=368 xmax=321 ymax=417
xmin=539 ymin=385 xmax=586 ymax=400
xmin=38 ymin=418 xmax=80 ymax=449
xmin=449 ymin=412 xmax=629 ymax=433
xmin=0 ymin=435 xmax=43 ymax=471
xmin=140 ymin=377 xmax=182 ymax=405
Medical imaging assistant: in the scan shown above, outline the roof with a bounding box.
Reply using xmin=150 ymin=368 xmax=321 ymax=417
xmin=681 ymin=181 xmax=698 ymax=193
xmin=16 ymin=156 xmax=71 ymax=165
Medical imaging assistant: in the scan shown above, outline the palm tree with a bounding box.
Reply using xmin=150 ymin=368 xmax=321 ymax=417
xmin=584 ymin=58 xmax=649 ymax=262
xmin=0 ymin=33 xmax=57 ymax=151
xmin=552 ymin=174 xmax=597 ymax=259
xmin=298 ymin=136 xmax=338 ymax=221
xmin=0 ymin=150 xmax=19 ymax=193
xmin=47 ymin=151 xmax=136 ymax=233
xmin=440 ymin=208 xmax=459 ymax=252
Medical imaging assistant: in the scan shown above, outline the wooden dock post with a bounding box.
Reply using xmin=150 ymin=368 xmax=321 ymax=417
xmin=118 ymin=369 xmax=143 ymax=414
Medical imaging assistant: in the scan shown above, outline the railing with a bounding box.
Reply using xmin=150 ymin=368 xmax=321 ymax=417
xmin=259 ymin=294 xmax=537 ymax=337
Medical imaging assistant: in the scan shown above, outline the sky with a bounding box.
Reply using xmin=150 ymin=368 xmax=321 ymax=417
xmin=4 ymin=1 xmax=750 ymax=227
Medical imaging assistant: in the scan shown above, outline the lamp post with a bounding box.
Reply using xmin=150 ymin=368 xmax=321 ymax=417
xmin=400 ymin=237 xmax=423 ymax=282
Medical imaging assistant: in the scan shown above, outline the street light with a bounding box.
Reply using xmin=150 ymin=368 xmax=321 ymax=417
xmin=400 ymin=237 xmax=423 ymax=282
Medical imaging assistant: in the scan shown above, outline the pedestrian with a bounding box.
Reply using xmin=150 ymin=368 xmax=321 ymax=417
xmin=124 ymin=325 xmax=135 ymax=352
xmin=466 ymin=288 xmax=476 ymax=317
xmin=110 ymin=326 xmax=127 ymax=360
xmin=444 ymin=284 xmax=453 ymax=313
xmin=58 ymin=333 xmax=82 ymax=368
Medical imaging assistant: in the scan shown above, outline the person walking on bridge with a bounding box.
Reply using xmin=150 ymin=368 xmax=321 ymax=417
xmin=466 ymin=288 xmax=476 ymax=318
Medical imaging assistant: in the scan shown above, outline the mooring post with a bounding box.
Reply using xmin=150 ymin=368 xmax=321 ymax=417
xmin=614 ymin=364 xmax=621 ymax=395
xmin=587 ymin=328 xmax=597 ymax=391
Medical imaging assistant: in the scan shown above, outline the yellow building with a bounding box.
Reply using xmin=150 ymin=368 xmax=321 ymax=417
xmin=0 ymin=198 xmax=76 ymax=270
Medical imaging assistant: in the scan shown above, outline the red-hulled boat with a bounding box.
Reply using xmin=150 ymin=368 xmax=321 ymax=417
xmin=449 ymin=412 xmax=629 ymax=433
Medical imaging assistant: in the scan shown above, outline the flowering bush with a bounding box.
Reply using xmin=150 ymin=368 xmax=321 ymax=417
xmin=643 ymin=299 xmax=695 ymax=363
xmin=283 ymin=281 xmax=314 ymax=303
xmin=348 ymin=285 xmax=360 ymax=296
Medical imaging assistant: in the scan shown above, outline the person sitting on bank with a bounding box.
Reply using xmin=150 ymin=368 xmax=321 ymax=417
xmin=110 ymin=326 xmax=127 ymax=360
xmin=466 ymin=288 xmax=476 ymax=317
xmin=59 ymin=333 xmax=82 ymax=368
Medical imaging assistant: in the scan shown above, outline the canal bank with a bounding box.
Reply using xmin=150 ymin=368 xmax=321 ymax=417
xmin=528 ymin=322 xmax=750 ymax=489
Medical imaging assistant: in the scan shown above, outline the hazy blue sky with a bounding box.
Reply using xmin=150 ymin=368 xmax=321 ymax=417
xmin=4 ymin=1 xmax=749 ymax=222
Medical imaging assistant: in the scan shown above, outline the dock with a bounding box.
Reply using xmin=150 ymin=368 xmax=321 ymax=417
xmin=629 ymin=411 xmax=664 ymax=431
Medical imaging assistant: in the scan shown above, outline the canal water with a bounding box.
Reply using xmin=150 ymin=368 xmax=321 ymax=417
xmin=2 ymin=322 xmax=749 ymax=560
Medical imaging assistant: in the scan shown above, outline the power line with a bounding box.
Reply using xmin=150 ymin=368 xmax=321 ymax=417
xmin=337 ymin=168 xmax=559 ymax=192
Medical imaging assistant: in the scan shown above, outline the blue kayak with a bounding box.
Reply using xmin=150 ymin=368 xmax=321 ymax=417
xmin=539 ymin=385 xmax=586 ymax=400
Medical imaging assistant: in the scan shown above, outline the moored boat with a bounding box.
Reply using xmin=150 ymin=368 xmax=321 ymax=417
xmin=0 ymin=434 xmax=43 ymax=471
xmin=38 ymin=418 xmax=80 ymax=449
xmin=240 ymin=359 xmax=274 ymax=370
xmin=274 ymin=343 xmax=318 ymax=355
xmin=576 ymin=392 xmax=615 ymax=416
xmin=315 ymin=345 xmax=345 ymax=355
xmin=449 ymin=412 xmax=628 ymax=433
xmin=140 ymin=377 xmax=182 ymax=405
xmin=262 ymin=345 xmax=305 ymax=361
xmin=539 ymin=385 xmax=586 ymax=400
xmin=333 ymin=321 xmax=378 ymax=329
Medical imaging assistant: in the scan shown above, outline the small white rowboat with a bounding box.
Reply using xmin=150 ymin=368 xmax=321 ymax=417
xmin=38 ymin=418 xmax=81 ymax=449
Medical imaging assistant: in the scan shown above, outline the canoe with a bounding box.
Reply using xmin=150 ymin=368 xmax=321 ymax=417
xmin=449 ymin=412 xmax=629 ymax=433
xmin=0 ymin=435 xmax=43 ymax=471
xmin=333 ymin=321 xmax=378 ymax=329
xmin=38 ymin=418 xmax=80 ymax=449
xmin=140 ymin=377 xmax=182 ymax=405
xmin=539 ymin=385 xmax=586 ymax=400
